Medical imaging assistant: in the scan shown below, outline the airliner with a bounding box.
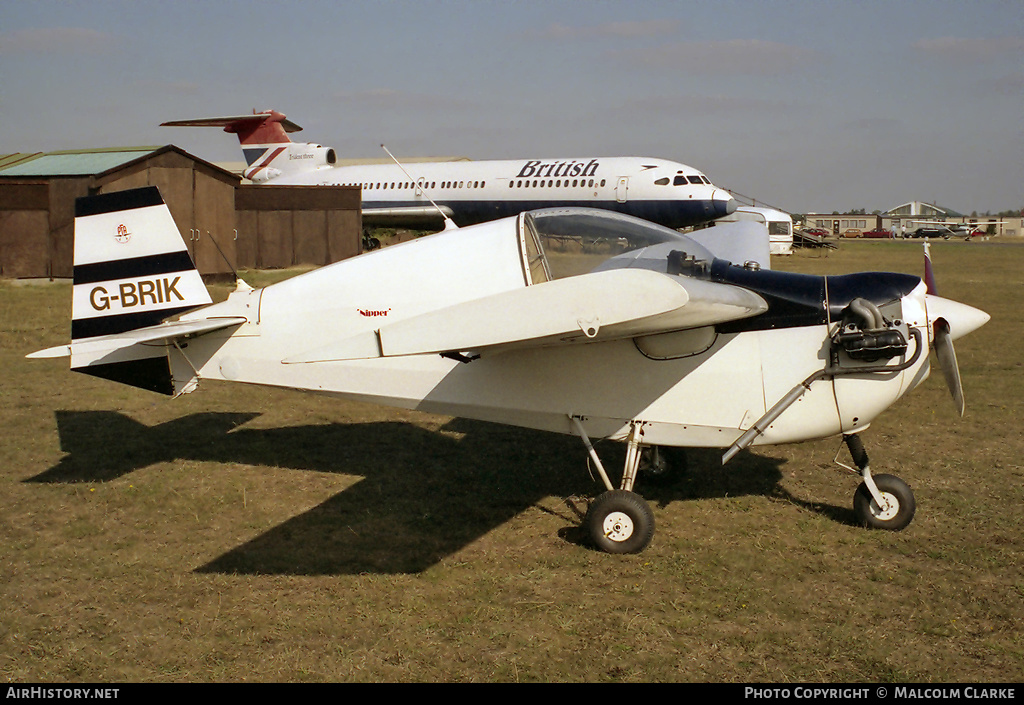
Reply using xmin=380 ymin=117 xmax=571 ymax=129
xmin=162 ymin=109 xmax=737 ymax=229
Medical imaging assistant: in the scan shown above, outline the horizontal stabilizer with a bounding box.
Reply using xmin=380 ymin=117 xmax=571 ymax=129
xmin=28 ymin=317 xmax=248 ymax=359
xmin=285 ymin=269 xmax=766 ymax=363
xmin=161 ymin=113 xmax=302 ymax=133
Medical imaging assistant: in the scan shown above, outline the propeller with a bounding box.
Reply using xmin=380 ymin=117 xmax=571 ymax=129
xmin=933 ymin=319 xmax=965 ymax=416
xmin=922 ymin=242 xmax=989 ymax=416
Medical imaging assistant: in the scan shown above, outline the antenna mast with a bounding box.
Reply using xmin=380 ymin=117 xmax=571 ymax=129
xmin=381 ymin=144 xmax=458 ymax=231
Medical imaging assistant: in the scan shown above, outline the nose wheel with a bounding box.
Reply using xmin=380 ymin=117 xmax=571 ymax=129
xmin=845 ymin=434 xmax=916 ymax=531
xmin=854 ymin=473 xmax=916 ymax=530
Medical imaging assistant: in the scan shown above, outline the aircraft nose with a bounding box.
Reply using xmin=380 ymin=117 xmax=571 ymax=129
xmin=925 ymin=294 xmax=990 ymax=341
xmin=712 ymin=189 xmax=737 ymax=217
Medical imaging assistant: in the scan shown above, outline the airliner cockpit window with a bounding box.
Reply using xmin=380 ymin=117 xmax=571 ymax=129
xmin=688 ymin=175 xmax=704 ymax=184
xmin=523 ymin=208 xmax=713 ymax=280
xmin=654 ymin=177 xmax=670 ymax=185
xmin=673 ymin=175 xmax=687 ymax=186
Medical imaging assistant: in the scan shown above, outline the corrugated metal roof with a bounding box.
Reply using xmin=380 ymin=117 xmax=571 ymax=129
xmin=0 ymin=146 xmax=162 ymax=177
xmin=0 ymin=152 xmax=44 ymax=170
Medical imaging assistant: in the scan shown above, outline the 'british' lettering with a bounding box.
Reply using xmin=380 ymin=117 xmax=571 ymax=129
xmin=516 ymin=159 xmax=599 ymax=179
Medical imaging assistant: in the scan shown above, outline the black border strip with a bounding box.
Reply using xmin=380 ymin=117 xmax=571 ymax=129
xmin=75 ymin=186 xmax=164 ymax=218
xmin=71 ymin=305 xmax=194 ymax=340
xmin=74 ymin=356 xmax=174 ymax=396
xmin=74 ymin=251 xmax=197 ymax=285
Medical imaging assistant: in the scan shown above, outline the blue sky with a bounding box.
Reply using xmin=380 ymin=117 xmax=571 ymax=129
xmin=2 ymin=0 xmax=1021 ymax=215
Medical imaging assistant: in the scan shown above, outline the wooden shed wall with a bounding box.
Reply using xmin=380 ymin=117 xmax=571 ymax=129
xmin=1 ymin=166 xmax=362 ymax=278
xmin=95 ymin=151 xmax=239 ymax=277
xmin=235 ymin=185 xmax=361 ymax=269
xmin=0 ymin=179 xmax=89 ymax=278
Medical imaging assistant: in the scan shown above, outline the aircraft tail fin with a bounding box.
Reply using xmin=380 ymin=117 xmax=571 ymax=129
xmin=161 ymin=109 xmax=302 ymax=145
xmin=61 ymin=186 xmax=212 ymax=394
xmin=162 ymin=109 xmax=328 ymax=183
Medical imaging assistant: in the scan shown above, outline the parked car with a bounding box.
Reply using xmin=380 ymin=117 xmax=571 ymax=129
xmin=910 ymin=227 xmax=950 ymax=239
xmin=862 ymin=229 xmax=892 ymax=238
xmin=804 ymin=227 xmax=829 ymax=237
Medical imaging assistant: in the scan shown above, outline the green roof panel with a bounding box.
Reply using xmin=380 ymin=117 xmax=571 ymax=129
xmin=0 ymin=147 xmax=162 ymax=177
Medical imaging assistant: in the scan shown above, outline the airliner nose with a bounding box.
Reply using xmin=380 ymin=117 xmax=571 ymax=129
xmin=925 ymin=294 xmax=990 ymax=341
xmin=712 ymin=190 xmax=737 ymax=217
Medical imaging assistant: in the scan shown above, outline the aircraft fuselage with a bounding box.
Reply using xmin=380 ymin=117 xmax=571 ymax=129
xmin=262 ymin=155 xmax=737 ymax=229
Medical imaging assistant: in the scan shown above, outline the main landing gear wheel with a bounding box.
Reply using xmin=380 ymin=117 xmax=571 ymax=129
xmin=585 ymin=490 xmax=655 ymax=554
xmin=853 ymin=474 xmax=916 ymax=531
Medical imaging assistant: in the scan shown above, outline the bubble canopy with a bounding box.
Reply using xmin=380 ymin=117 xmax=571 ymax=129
xmin=523 ymin=208 xmax=718 ymax=281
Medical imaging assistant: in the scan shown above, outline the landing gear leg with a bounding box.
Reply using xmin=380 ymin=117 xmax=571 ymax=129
xmin=845 ymin=434 xmax=916 ymax=531
xmin=362 ymin=229 xmax=381 ymax=251
xmin=571 ymin=418 xmax=657 ymax=553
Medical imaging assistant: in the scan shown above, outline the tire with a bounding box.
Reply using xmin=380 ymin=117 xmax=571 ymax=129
xmin=853 ymin=474 xmax=916 ymax=531
xmin=585 ymin=490 xmax=655 ymax=554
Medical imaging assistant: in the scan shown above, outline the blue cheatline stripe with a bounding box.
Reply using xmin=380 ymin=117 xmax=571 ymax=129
xmin=71 ymin=305 xmax=194 ymax=340
xmin=73 ymin=251 xmax=197 ymax=285
xmin=75 ymin=186 xmax=164 ymax=218
xmin=360 ymin=198 xmax=717 ymax=229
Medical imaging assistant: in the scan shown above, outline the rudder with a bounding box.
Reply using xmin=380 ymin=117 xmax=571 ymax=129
xmin=69 ymin=186 xmax=211 ymax=393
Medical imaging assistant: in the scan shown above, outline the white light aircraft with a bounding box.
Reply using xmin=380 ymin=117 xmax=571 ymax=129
xmin=903 ymin=220 xmax=1000 ymax=238
xmin=29 ymin=187 xmax=989 ymax=553
xmin=162 ymin=109 xmax=738 ymax=230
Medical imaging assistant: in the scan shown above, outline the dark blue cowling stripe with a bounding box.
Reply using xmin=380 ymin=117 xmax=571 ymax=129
xmin=709 ymin=262 xmax=921 ymax=333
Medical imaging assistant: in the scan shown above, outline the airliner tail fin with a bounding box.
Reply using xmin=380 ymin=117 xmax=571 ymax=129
xmin=162 ymin=109 xmax=335 ymax=183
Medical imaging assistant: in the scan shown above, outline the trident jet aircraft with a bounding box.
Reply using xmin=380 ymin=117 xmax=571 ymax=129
xmin=162 ymin=109 xmax=737 ymax=229
xmin=29 ymin=187 xmax=989 ymax=553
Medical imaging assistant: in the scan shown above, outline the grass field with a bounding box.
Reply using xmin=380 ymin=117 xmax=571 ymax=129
xmin=1 ymin=239 xmax=1021 ymax=682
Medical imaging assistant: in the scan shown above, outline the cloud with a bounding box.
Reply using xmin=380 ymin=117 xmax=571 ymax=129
xmin=0 ymin=27 xmax=112 ymax=54
xmin=611 ymin=39 xmax=821 ymax=75
xmin=912 ymin=36 xmax=1024 ymax=62
xmin=525 ymin=20 xmax=680 ymax=41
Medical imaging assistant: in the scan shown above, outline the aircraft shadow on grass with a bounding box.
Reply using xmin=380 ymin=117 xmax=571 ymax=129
xmin=28 ymin=410 xmax=850 ymax=574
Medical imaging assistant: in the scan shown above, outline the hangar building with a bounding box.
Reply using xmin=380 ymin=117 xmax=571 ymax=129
xmin=0 ymin=146 xmax=361 ymax=279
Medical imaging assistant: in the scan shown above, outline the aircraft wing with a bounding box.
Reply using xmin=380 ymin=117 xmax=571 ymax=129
xmin=285 ymin=268 xmax=766 ymax=363
xmin=27 ymin=317 xmax=247 ymax=359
